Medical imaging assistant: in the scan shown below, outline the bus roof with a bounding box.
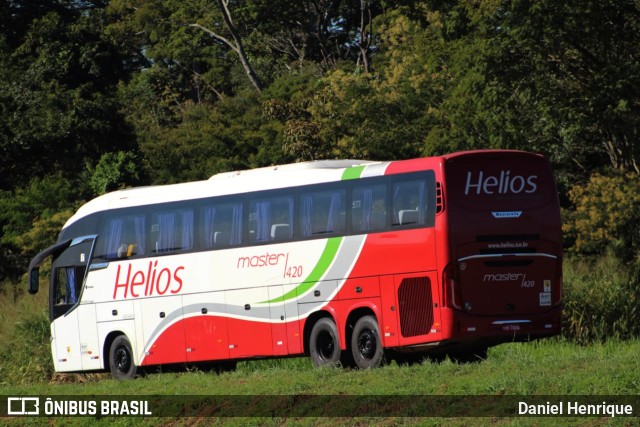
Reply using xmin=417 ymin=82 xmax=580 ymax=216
xmin=441 ymin=149 xmax=545 ymax=161
xmin=62 ymin=151 xmax=543 ymax=230
xmin=64 ymin=159 xmax=383 ymax=228
xmin=209 ymin=159 xmax=375 ymax=180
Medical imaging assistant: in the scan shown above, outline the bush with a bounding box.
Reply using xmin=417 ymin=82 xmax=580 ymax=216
xmin=563 ymin=173 xmax=640 ymax=259
xmin=0 ymin=175 xmax=76 ymax=285
xmin=0 ymin=308 xmax=53 ymax=385
xmin=562 ymin=253 xmax=640 ymax=344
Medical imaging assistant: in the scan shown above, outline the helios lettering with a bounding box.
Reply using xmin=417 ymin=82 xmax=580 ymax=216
xmin=113 ymin=262 xmax=184 ymax=300
xmin=465 ymin=170 xmax=538 ymax=195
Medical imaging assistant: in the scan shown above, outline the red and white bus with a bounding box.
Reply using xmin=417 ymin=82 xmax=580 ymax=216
xmin=28 ymin=150 xmax=562 ymax=379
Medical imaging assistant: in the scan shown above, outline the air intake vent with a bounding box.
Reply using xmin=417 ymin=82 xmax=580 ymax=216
xmin=436 ymin=182 xmax=445 ymax=214
xmin=398 ymin=277 xmax=434 ymax=337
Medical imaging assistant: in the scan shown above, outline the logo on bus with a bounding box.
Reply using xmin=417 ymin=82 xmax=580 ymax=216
xmin=237 ymin=251 xmax=287 ymax=269
xmin=483 ymin=272 xmax=535 ymax=288
xmin=113 ymin=262 xmax=184 ymax=300
xmin=465 ymin=171 xmax=538 ymax=195
xmin=491 ymin=211 xmax=522 ymax=218
xmin=236 ymin=251 xmax=304 ymax=279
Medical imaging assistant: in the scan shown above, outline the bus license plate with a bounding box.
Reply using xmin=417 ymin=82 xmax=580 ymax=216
xmin=502 ymin=325 xmax=520 ymax=331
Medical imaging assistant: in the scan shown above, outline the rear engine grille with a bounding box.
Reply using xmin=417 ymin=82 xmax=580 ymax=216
xmin=398 ymin=277 xmax=433 ymax=337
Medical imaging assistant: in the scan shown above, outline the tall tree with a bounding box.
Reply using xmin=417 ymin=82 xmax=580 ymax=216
xmin=356 ymin=0 xmax=374 ymax=73
xmin=190 ymin=0 xmax=263 ymax=92
xmin=422 ymin=0 xmax=640 ymax=179
xmin=109 ymin=0 xmax=265 ymax=97
xmin=0 ymin=1 xmax=143 ymax=284
xmin=0 ymin=1 xmax=140 ymax=191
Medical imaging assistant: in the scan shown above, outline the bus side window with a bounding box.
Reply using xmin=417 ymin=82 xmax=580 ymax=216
xmin=152 ymin=209 xmax=194 ymax=253
xmin=54 ymin=267 xmax=68 ymax=305
xmin=352 ymin=183 xmax=387 ymax=232
xmin=301 ymin=189 xmax=346 ymax=237
xmin=392 ymin=179 xmax=427 ymax=227
xmin=201 ymin=202 xmax=243 ymax=248
xmin=249 ymin=196 xmax=294 ymax=243
xmin=54 ymin=266 xmax=84 ymax=305
xmin=96 ymin=214 xmax=146 ymax=260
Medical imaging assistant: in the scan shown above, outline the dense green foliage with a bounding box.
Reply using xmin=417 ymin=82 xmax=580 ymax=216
xmin=563 ymin=254 xmax=640 ymax=344
xmin=1 ymin=1 xmax=640 ymax=293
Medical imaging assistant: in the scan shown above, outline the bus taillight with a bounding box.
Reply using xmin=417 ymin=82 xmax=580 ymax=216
xmin=443 ymin=263 xmax=462 ymax=310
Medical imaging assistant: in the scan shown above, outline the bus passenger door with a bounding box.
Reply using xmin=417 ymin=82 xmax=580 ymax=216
xmin=394 ymin=272 xmax=443 ymax=347
xmin=77 ymin=304 xmax=99 ymax=371
xmin=50 ymin=237 xmax=95 ymax=372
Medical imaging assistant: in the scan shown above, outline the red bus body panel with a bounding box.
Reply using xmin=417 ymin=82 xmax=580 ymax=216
xmin=139 ymin=151 xmax=562 ymax=362
xmin=438 ymin=150 xmax=562 ymax=348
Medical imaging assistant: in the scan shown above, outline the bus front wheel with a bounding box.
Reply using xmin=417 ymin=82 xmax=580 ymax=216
xmin=109 ymin=335 xmax=137 ymax=380
xmin=309 ymin=318 xmax=341 ymax=367
xmin=351 ymin=315 xmax=384 ymax=369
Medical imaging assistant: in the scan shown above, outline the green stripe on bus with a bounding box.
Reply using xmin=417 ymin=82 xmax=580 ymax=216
xmin=261 ymin=237 xmax=343 ymax=304
xmin=341 ymin=165 xmax=365 ymax=180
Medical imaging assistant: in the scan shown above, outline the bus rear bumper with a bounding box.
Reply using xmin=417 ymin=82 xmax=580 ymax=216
xmin=443 ymin=305 xmax=563 ymax=346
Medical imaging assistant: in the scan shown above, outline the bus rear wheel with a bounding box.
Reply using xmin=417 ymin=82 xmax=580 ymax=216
xmin=109 ymin=335 xmax=137 ymax=380
xmin=351 ymin=315 xmax=384 ymax=369
xmin=309 ymin=318 xmax=341 ymax=367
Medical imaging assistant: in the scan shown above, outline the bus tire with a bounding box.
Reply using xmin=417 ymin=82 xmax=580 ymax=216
xmin=309 ymin=318 xmax=341 ymax=367
xmin=351 ymin=315 xmax=384 ymax=369
xmin=109 ymin=335 xmax=137 ymax=380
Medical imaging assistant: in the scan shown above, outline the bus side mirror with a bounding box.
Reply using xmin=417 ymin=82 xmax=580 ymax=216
xmin=28 ymin=268 xmax=39 ymax=294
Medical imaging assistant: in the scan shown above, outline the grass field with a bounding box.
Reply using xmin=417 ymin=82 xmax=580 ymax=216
xmin=2 ymin=338 xmax=639 ymax=426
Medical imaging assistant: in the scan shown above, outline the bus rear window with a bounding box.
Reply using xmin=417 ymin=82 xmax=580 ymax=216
xmin=445 ymin=153 xmax=556 ymax=210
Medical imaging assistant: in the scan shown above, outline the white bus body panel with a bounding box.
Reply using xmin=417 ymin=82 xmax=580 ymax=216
xmin=51 ymin=310 xmax=82 ymax=372
xmin=77 ymin=303 xmax=100 ymax=371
